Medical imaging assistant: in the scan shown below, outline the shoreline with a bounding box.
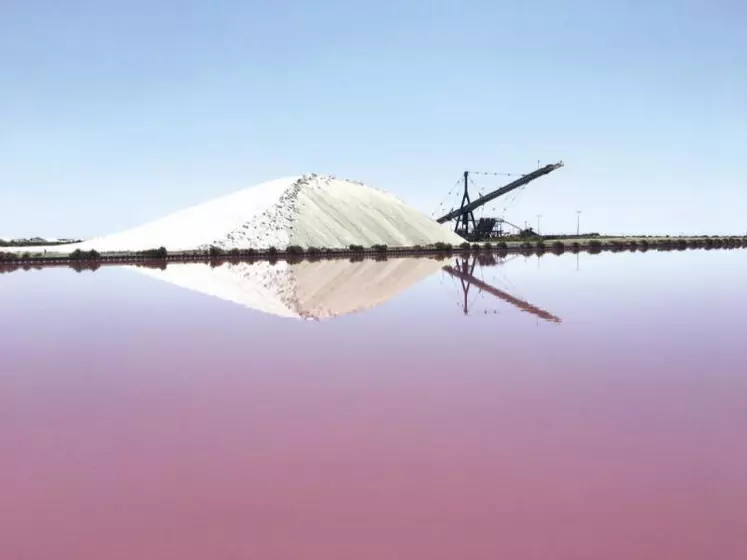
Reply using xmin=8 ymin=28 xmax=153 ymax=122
xmin=1 ymin=236 xmax=745 ymax=273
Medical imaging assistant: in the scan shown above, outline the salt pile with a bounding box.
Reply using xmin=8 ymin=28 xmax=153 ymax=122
xmin=132 ymin=257 xmax=444 ymax=320
xmin=46 ymin=174 xmax=463 ymax=253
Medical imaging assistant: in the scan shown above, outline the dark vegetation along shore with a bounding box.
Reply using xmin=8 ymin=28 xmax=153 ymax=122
xmin=0 ymin=235 xmax=745 ymax=274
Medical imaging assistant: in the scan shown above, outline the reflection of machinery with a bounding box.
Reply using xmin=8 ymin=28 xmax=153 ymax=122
xmin=442 ymin=255 xmax=561 ymax=323
xmin=436 ymin=162 xmax=564 ymax=240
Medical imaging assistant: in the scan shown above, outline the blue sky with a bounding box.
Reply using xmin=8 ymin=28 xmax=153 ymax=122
xmin=1 ymin=0 xmax=745 ymax=238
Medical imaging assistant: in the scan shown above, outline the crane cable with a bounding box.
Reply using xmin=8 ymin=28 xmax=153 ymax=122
xmin=432 ymin=177 xmax=464 ymax=218
xmin=434 ymin=171 xmax=526 ymax=220
xmin=469 ymin=171 xmax=525 ymax=178
xmin=469 ymin=175 xmax=529 ymax=223
xmin=492 ymin=184 xmax=529 ymax=223
xmin=468 ymin=176 xmax=486 ymax=219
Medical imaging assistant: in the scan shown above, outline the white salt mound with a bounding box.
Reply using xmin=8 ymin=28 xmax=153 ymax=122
xmin=45 ymin=174 xmax=463 ymax=253
xmin=132 ymin=258 xmax=444 ymax=320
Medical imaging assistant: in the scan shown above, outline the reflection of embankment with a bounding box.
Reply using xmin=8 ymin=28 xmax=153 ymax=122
xmin=132 ymin=258 xmax=445 ymax=320
xmin=0 ymin=260 xmax=167 ymax=274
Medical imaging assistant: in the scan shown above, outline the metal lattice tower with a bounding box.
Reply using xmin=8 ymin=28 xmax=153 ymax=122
xmin=455 ymin=171 xmax=477 ymax=236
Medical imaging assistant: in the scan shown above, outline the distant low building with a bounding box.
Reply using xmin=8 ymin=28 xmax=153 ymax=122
xmin=0 ymin=237 xmax=82 ymax=247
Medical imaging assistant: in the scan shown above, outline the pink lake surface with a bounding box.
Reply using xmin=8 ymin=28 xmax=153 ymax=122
xmin=2 ymin=250 xmax=746 ymax=559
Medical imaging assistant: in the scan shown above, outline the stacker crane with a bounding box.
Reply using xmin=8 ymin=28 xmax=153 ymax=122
xmin=437 ymin=161 xmax=564 ymax=239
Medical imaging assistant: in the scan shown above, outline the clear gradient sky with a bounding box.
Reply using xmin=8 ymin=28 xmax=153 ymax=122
xmin=1 ymin=0 xmax=745 ymax=239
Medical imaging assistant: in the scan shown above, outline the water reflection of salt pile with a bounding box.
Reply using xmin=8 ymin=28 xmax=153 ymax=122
xmin=132 ymin=258 xmax=443 ymax=319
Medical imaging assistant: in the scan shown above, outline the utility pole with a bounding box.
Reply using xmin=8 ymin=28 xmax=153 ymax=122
xmin=536 ymin=214 xmax=542 ymax=235
xmin=576 ymin=210 xmax=582 ymax=236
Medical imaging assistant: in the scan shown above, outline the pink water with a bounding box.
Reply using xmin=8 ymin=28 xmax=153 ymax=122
xmin=2 ymin=250 xmax=746 ymax=559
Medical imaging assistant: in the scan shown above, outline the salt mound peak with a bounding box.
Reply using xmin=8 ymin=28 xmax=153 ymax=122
xmin=132 ymin=257 xmax=445 ymax=320
xmin=51 ymin=174 xmax=464 ymax=253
